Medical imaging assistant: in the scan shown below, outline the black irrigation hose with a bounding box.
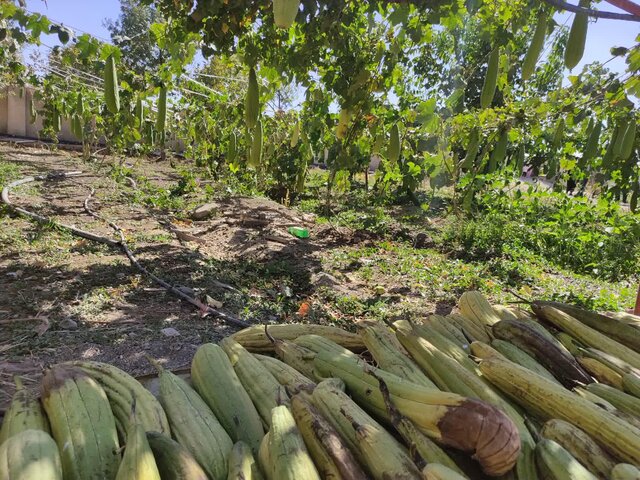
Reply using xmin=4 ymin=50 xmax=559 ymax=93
xmin=2 ymin=172 xmax=120 ymax=247
xmin=1 ymin=171 xmax=250 ymax=329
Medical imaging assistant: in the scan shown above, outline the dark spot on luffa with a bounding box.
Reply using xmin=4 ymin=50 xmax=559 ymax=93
xmin=436 ymin=398 xmax=521 ymax=476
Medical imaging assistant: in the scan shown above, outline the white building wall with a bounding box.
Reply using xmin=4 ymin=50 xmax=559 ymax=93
xmin=1 ymin=86 xmax=76 ymax=142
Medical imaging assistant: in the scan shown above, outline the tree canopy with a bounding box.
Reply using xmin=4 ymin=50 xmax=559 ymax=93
xmin=104 ymin=0 xmax=163 ymax=76
xmin=0 ymin=0 xmax=638 ymax=210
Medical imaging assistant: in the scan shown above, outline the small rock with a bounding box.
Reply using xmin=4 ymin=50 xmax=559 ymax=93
xmin=301 ymin=213 xmax=316 ymax=223
xmin=192 ymin=203 xmax=217 ymax=220
xmin=413 ymin=232 xmax=432 ymax=249
xmin=313 ymin=272 xmax=339 ymax=287
xmin=161 ymin=327 xmax=180 ymax=337
xmin=81 ymin=346 xmax=100 ymax=358
xmin=35 ymin=317 xmax=50 ymax=335
xmin=59 ymin=318 xmax=78 ymax=330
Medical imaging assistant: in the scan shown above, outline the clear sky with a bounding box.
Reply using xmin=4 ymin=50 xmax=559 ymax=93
xmin=25 ymin=0 xmax=639 ymax=79
xmin=554 ymin=9 xmax=639 ymax=79
xmin=26 ymin=0 xmax=117 ymax=42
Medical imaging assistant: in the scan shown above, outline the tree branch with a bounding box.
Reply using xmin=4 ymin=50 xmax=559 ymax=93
xmin=540 ymin=0 xmax=640 ymax=21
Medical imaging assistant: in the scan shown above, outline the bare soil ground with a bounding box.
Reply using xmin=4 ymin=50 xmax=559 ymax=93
xmin=0 ymin=143 xmax=396 ymax=408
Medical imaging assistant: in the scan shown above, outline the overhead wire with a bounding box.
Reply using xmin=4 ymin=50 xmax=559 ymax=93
xmin=47 ymin=58 xmax=103 ymax=87
xmin=23 ymin=3 xmax=633 ymax=127
xmin=572 ymin=69 xmax=635 ymax=112
xmin=194 ymin=72 xmax=248 ymax=83
xmin=22 ymin=9 xmax=228 ymax=110
xmin=32 ymin=60 xmax=240 ymax=115
xmin=46 ymin=55 xmax=104 ymax=82
xmin=452 ymin=6 xmax=571 ymax=92
xmin=42 ymin=69 xmax=99 ymax=93
xmin=34 ymin=56 xmax=231 ymax=107
xmin=28 ymin=42 xmax=105 ymax=87
xmin=29 ymin=57 xmax=96 ymax=87
xmin=35 ymin=63 xmax=103 ymax=93
xmin=181 ymin=75 xmax=223 ymax=96
xmin=24 ymin=8 xmax=112 ymax=44
xmin=180 ymin=87 xmax=209 ymax=99
xmin=18 ymin=4 xmax=276 ymax=113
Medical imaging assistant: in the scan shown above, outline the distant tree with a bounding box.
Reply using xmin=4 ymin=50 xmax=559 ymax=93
xmin=103 ymin=0 xmax=163 ymax=76
xmin=0 ymin=8 xmax=26 ymax=88
xmin=410 ymin=13 xmax=568 ymax=110
xmin=195 ymin=54 xmax=245 ymax=102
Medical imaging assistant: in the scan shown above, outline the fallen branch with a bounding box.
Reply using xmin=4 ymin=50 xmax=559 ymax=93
xmin=211 ymin=279 xmax=241 ymax=294
xmin=124 ymin=176 xmax=137 ymax=189
xmin=239 ymin=215 xmax=271 ymax=227
xmin=1 ymin=171 xmax=250 ymax=329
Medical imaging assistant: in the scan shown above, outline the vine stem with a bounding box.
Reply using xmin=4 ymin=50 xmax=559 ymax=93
xmin=539 ymin=0 xmax=640 ymax=21
xmin=1 ymin=171 xmax=250 ymax=329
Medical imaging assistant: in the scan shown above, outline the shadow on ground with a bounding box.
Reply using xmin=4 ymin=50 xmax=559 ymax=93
xmin=0 ymin=218 xmax=347 ymax=408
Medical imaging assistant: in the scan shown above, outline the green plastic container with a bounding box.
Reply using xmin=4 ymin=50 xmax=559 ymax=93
xmin=288 ymin=226 xmax=309 ymax=238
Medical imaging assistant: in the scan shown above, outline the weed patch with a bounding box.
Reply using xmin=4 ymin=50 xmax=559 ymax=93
xmin=440 ymin=190 xmax=640 ymax=281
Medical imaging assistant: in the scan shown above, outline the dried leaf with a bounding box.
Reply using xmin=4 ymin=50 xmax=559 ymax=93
xmin=298 ymin=301 xmax=311 ymax=317
xmin=205 ymin=295 xmax=223 ymax=309
xmin=34 ymin=317 xmax=50 ymax=335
